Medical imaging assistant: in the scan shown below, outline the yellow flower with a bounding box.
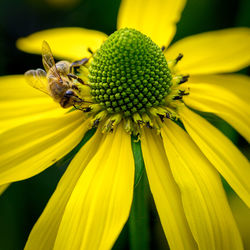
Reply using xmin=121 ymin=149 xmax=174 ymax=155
xmin=1 ymin=0 xmax=250 ymax=249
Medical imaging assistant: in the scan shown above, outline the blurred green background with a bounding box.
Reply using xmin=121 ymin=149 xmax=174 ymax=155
xmin=0 ymin=0 xmax=249 ymax=249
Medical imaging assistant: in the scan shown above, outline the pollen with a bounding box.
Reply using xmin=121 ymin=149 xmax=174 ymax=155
xmin=89 ymin=28 xmax=172 ymax=117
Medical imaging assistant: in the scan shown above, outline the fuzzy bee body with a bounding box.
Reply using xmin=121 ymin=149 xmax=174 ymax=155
xmin=25 ymin=41 xmax=83 ymax=108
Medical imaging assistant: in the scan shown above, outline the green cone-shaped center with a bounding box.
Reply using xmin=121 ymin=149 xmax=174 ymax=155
xmin=89 ymin=28 xmax=172 ymax=117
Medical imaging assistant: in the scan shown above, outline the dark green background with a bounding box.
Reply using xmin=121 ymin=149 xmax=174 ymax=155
xmin=0 ymin=0 xmax=249 ymax=249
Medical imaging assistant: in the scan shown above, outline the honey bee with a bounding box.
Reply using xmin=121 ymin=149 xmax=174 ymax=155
xmin=25 ymin=41 xmax=89 ymax=108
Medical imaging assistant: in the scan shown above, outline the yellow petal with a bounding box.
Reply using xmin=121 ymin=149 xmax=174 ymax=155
xmin=161 ymin=120 xmax=243 ymax=250
xmin=141 ymin=129 xmax=197 ymax=250
xmin=25 ymin=131 xmax=103 ymax=250
xmin=0 ymin=184 xmax=9 ymax=195
xmin=117 ymin=0 xmax=186 ymax=47
xmin=229 ymin=194 xmax=250 ymax=249
xmin=165 ymin=28 xmax=250 ymax=74
xmin=17 ymin=27 xmax=107 ymax=60
xmin=0 ymin=75 xmax=66 ymax=133
xmin=180 ymin=106 xmax=250 ymax=207
xmin=183 ymin=74 xmax=250 ymax=142
xmin=0 ymin=111 xmax=88 ymax=185
xmin=54 ymin=125 xmax=134 ymax=250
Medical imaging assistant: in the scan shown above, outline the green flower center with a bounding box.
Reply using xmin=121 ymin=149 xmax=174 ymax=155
xmin=89 ymin=28 xmax=172 ymax=118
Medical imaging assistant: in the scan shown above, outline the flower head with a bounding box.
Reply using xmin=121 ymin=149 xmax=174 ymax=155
xmin=1 ymin=0 xmax=250 ymax=249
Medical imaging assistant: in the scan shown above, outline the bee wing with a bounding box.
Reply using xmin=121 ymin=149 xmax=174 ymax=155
xmin=42 ymin=41 xmax=62 ymax=82
xmin=42 ymin=41 xmax=56 ymax=72
xmin=25 ymin=69 xmax=51 ymax=96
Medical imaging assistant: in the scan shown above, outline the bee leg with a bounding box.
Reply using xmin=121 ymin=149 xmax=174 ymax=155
xmin=67 ymin=73 xmax=89 ymax=86
xmin=70 ymin=58 xmax=89 ymax=73
xmin=67 ymin=73 xmax=81 ymax=82
xmin=71 ymin=85 xmax=79 ymax=90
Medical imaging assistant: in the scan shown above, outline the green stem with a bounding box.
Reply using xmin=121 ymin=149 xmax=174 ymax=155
xmin=128 ymin=174 xmax=150 ymax=250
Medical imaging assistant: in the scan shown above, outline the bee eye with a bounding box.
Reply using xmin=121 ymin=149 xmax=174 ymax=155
xmin=65 ymin=90 xmax=74 ymax=96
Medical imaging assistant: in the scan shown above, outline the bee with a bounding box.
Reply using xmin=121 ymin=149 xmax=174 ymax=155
xmin=25 ymin=41 xmax=89 ymax=108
